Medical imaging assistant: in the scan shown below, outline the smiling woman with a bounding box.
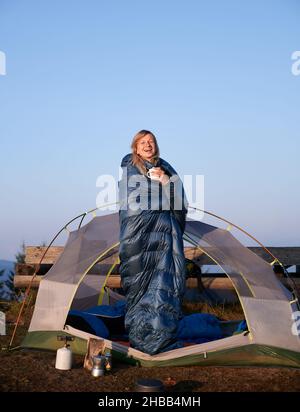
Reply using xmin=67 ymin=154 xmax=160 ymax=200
xmin=118 ymin=130 xmax=188 ymax=355
xmin=130 ymin=130 xmax=170 ymax=185
xmin=135 ymin=132 xmax=157 ymax=160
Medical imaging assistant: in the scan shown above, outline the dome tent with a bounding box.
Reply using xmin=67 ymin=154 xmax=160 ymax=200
xmin=19 ymin=207 xmax=300 ymax=368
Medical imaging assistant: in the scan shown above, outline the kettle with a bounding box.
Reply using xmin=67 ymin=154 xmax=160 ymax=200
xmin=55 ymin=335 xmax=74 ymax=370
xmin=91 ymin=355 xmax=105 ymax=377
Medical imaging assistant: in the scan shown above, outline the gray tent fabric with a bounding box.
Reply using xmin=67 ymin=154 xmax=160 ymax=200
xmin=185 ymin=220 xmax=290 ymax=301
xmin=29 ymin=213 xmax=119 ymax=332
xmin=184 ymin=219 xmax=299 ymax=352
xmin=28 ymin=211 xmax=300 ymax=359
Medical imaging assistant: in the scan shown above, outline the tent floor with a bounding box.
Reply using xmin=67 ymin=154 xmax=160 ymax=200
xmin=21 ymin=330 xmax=300 ymax=369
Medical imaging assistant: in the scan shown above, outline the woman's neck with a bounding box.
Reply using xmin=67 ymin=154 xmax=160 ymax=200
xmin=140 ymin=155 xmax=158 ymax=165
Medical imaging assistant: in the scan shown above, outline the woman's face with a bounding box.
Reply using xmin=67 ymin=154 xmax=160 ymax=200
xmin=136 ymin=134 xmax=156 ymax=160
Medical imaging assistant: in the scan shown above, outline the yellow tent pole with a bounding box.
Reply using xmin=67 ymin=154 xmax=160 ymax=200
xmin=98 ymin=256 xmax=120 ymax=305
xmin=9 ymin=202 xmax=119 ymax=350
xmin=64 ymin=242 xmax=120 ymax=319
xmin=188 ymin=206 xmax=299 ymax=298
xmin=188 ymin=206 xmax=280 ymax=264
xmin=183 ymin=232 xmax=254 ymax=341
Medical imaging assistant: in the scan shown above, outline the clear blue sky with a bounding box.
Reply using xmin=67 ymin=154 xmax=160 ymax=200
xmin=0 ymin=0 xmax=299 ymax=260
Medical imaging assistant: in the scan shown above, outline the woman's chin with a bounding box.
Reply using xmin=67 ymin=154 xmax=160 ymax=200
xmin=142 ymin=154 xmax=155 ymax=160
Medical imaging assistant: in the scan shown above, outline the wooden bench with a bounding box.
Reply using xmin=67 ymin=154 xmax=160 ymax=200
xmin=14 ymin=246 xmax=300 ymax=291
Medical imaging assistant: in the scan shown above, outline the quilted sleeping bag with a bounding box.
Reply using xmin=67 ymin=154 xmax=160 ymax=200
xmin=119 ymin=153 xmax=188 ymax=355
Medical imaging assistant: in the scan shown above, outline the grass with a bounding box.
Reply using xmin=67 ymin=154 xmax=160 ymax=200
xmin=0 ymin=290 xmax=37 ymax=350
xmin=182 ymin=300 xmax=244 ymax=321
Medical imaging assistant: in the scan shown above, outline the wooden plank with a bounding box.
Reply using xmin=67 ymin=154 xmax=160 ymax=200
xmin=24 ymin=245 xmax=300 ymax=265
xmin=15 ymin=263 xmax=36 ymax=277
xmin=106 ymin=276 xmax=122 ymax=289
xmin=25 ymin=246 xmax=64 ymax=265
xmin=14 ymin=274 xmax=300 ymax=290
xmin=184 ymin=277 xmax=228 ymax=290
xmin=15 ymin=263 xmax=52 ymax=277
xmin=186 ymin=246 xmax=300 ymax=265
xmin=106 ymin=276 xmax=300 ymax=290
xmin=24 ymin=246 xmax=219 ymax=265
xmin=25 ymin=246 xmax=119 ymax=265
xmin=14 ymin=276 xmax=43 ymax=288
xmin=248 ymin=247 xmax=300 ymax=265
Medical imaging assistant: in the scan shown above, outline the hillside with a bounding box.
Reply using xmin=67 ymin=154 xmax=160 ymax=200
xmin=0 ymin=260 xmax=15 ymax=300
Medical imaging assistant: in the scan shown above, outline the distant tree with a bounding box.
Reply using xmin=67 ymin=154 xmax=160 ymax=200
xmin=15 ymin=241 xmax=26 ymax=268
xmin=5 ymin=270 xmax=17 ymax=300
xmin=0 ymin=268 xmax=5 ymax=296
xmin=0 ymin=268 xmax=17 ymax=300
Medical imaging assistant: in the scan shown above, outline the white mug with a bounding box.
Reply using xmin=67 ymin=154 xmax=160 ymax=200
xmin=146 ymin=168 xmax=160 ymax=181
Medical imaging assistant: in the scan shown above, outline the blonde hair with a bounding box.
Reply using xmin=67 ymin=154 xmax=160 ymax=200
xmin=131 ymin=130 xmax=160 ymax=175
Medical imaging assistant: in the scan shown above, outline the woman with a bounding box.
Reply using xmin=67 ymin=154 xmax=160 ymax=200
xmin=119 ymin=130 xmax=188 ymax=355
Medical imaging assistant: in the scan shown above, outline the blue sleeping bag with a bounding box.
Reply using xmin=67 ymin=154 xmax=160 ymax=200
xmin=85 ymin=300 xmax=126 ymax=317
xmin=235 ymin=320 xmax=247 ymax=334
xmin=119 ymin=153 xmax=188 ymax=355
xmin=66 ymin=301 xmax=126 ymax=339
xmin=67 ymin=303 xmax=223 ymax=345
xmin=67 ymin=301 xmax=223 ymax=344
xmin=66 ymin=309 xmax=110 ymax=338
xmin=177 ymin=313 xmax=223 ymax=343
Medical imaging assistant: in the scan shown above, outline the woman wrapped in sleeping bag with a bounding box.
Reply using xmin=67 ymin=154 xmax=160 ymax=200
xmin=119 ymin=130 xmax=188 ymax=355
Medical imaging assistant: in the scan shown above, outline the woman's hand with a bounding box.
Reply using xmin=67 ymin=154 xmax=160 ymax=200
xmin=150 ymin=167 xmax=170 ymax=185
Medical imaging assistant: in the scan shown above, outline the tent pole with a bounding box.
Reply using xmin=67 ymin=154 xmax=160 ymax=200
xmin=8 ymin=213 xmax=87 ymax=349
xmin=188 ymin=206 xmax=278 ymax=262
xmin=188 ymin=206 xmax=299 ymax=298
xmin=183 ymin=232 xmax=254 ymax=341
xmin=9 ymin=202 xmax=120 ymax=349
xmin=63 ymin=242 xmax=120 ymax=323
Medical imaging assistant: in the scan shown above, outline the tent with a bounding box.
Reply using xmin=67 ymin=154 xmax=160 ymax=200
xmin=20 ymin=208 xmax=300 ymax=368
